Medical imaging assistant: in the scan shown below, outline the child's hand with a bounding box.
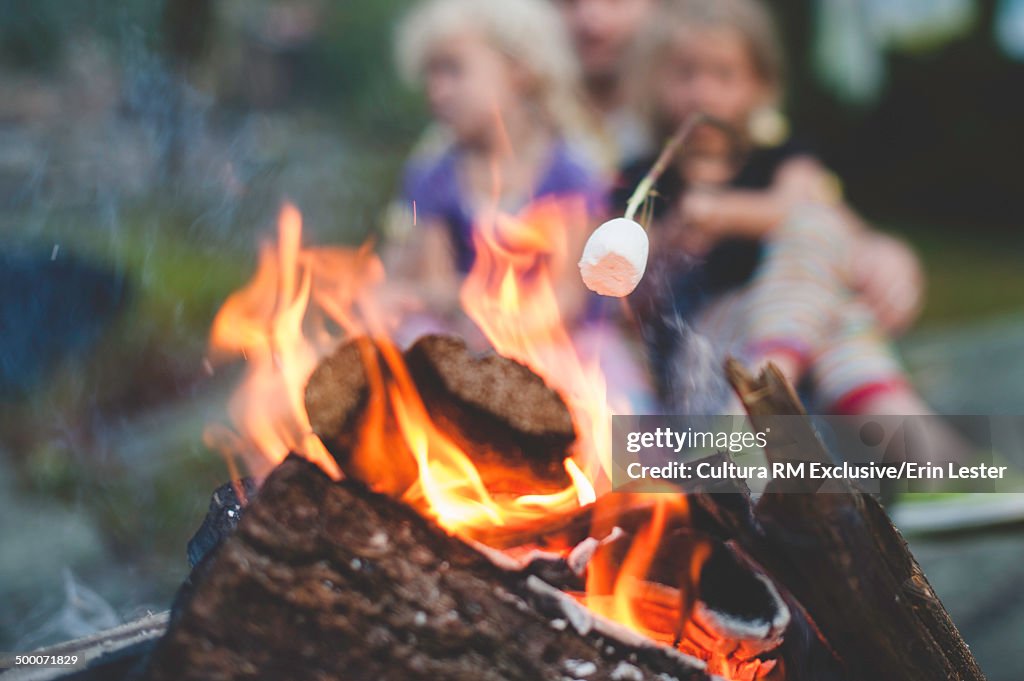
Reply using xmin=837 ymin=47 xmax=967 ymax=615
xmin=853 ymin=233 xmax=925 ymax=334
xmin=661 ymin=187 xmax=722 ymax=256
xmin=654 ymin=218 xmax=712 ymax=257
xmin=679 ymin=187 xmax=725 ymax=238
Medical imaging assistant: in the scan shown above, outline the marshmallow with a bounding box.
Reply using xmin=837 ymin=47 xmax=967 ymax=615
xmin=578 ymin=218 xmax=649 ymax=297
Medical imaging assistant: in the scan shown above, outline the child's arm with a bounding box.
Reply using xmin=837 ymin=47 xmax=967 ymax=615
xmin=679 ymin=156 xmax=836 ymax=239
xmin=415 ymin=220 xmax=464 ymax=316
xmin=677 ymin=154 xmax=925 ymax=334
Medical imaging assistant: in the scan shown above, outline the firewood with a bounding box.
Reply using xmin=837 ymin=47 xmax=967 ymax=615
xmin=305 ymin=336 xmax=420 ymax=498
xmin=305 ymin=335 xmax=574 ymax=497
xmin=304 ymin=337 xmax=371 ymax=450
xmin=144 ymin=455 xmax=713 ymax=681
xmin=187 ymin=478 xmax=257 ymax=568
xmin=724 ymin=359 xmax=986 ymax=681
xmin=405 ymin=334 xmax=575 ymax=492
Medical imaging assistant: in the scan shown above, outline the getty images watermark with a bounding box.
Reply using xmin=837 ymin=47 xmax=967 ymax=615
xmin=611 ymin=415 xmax=1024 ymax=494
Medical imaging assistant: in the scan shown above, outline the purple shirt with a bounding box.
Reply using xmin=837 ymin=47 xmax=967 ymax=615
xmin=401 ymin=141 xmax=607 ymax=273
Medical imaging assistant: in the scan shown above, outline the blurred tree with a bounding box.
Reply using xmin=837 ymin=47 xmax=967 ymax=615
xmin=161 ymin=0 xmax=215 ymax=66
xmin=306 ymin=0 xmax=426 ymax=135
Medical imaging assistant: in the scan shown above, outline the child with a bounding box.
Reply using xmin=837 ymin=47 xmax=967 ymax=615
xmin=389 ymin=0 xmax=598 ymax=321
xmin=621 ymin=0 xmax=931 ymax=417
xmin=389 ymin=0 xmax=654 ymax=410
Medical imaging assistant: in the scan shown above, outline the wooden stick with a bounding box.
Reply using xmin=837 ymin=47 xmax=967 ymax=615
xmin=623 ymin=113 xmax=732 ymax=222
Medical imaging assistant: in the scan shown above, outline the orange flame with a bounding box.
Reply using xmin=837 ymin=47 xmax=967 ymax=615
xmin=206 ymin=201 xmax=590 ymax=532
xmin=583 ymin=495 xmax=694 ymax=631
xmin=374 ymin=330 xmax=586 ymax=534
xmin=205 ymin=203 xmax=378 ymax=480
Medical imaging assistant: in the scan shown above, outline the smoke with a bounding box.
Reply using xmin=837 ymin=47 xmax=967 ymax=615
xmin=15 ymin=570 xmax=121 ymax=651
xmin=633 ymin=255 xmax=738 ymax=416
xmin=661 ymin=314 xmax=735 ymax=416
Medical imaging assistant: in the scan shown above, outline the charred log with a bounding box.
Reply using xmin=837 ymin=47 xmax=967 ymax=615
xmin=187 ymin=477 xmax=257 ymax=568
xmin=306 ymin=334 xmax=575 ymax=497
xmin=144 ymin=455 xmax=713 ymax=681
xmin=305 ymin=336 xmax=421 ymax=498
xmin=725 ymin=359 xmax=986 ymax=681
xmin=405 ymin=334 xmax=575 ymax=492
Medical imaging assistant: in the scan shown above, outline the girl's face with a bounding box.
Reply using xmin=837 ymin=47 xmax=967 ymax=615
xmin=423 ymin=31 xmax=524 ymax=147
xmin=654 ymin=26 xmax=771 ymax=136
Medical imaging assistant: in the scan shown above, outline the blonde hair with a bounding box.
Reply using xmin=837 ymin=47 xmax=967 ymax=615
xmin=629 ymin=0 xmax=786 ymax=136
xmin=395 ymin=0 xmax=586 ymax=136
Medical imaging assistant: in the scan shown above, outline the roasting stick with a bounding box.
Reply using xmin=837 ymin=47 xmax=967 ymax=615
xmin=579 ymin=112 xmax=721 ymax=297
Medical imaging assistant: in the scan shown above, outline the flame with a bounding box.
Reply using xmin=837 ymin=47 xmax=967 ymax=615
xmin=582 ymin=494 xmax=694 ymax=631
xmin=205 ymin=203 xmax=380 ymax=480
xmin=206 ymin=201 xmax=590 ymax=533
xmin=374 ymin=329 xmax=585 ymax=534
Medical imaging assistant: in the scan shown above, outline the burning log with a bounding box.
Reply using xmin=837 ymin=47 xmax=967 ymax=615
xmin=305 ymin=336 xmax=420 ymax=497
xmin=306 ymin=334 xmax=575 ymax=497
xmin=725 ymin=360 xmax=986 ymax=681
xmin=144 ymin=455 xmax=714 ymax=681
xmin=405 ymin=334 xmax=576 ymax=493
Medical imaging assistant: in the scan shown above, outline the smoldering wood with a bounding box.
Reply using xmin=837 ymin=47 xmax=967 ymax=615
xmin=725 ymin=359 xmax=986 ymax=681
xmin=305 ymin=336 xmax=421 ymax=497
xmin=143 ymin=455 xmax=714 ymax=681
xmin=587 ymin=528 xmax=790 ymax=680
xmin=304 ymin=336 xmax=372 ymax=452
xmin=305 ymin=334 xmax=574 ymax=497
xmin=405 ymin=334 xmax=575 ymax=493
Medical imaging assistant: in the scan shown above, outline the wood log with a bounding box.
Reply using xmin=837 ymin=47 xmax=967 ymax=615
xmin=305 ymin=334 xmax=574 ymax=497
xmin=405 ymin=334 xmax=575 ymax=493
xmin=724 ymin=359 xmax=986 ymax=681
xmin=1 ymin=613 xmax=167 ymax=681
xmin=305 ymin=336 xmax=420 ymax=498
xmin=144 ymin=455 xmax=713 ymax=681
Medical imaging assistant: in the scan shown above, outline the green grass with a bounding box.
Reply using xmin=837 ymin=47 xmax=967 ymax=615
xmin=895 ymin=227 xmax=1024 ymax=327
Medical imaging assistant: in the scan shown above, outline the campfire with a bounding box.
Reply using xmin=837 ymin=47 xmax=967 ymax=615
xmin=116 ymin=203 xmax=982 ymax=680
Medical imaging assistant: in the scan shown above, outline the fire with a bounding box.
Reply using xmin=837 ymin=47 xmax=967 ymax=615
xmin=204 ymin=203 xmax=370 ymax=480
xmin=206 ymin=200 xmax=755 ymax=678
xmin=206 ymin=201 xmax=592 ymax=534
xmin=584 ymin=495 xmax=688 ymax=631
xmin=581 ymin=494 xmax=708 ymax=638
xmin=371 ymin=329 xmax=586 ymax=534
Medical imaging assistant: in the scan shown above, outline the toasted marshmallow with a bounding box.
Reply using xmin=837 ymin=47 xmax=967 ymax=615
xmin=578 ymin=218 xmax=649 ymax=297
